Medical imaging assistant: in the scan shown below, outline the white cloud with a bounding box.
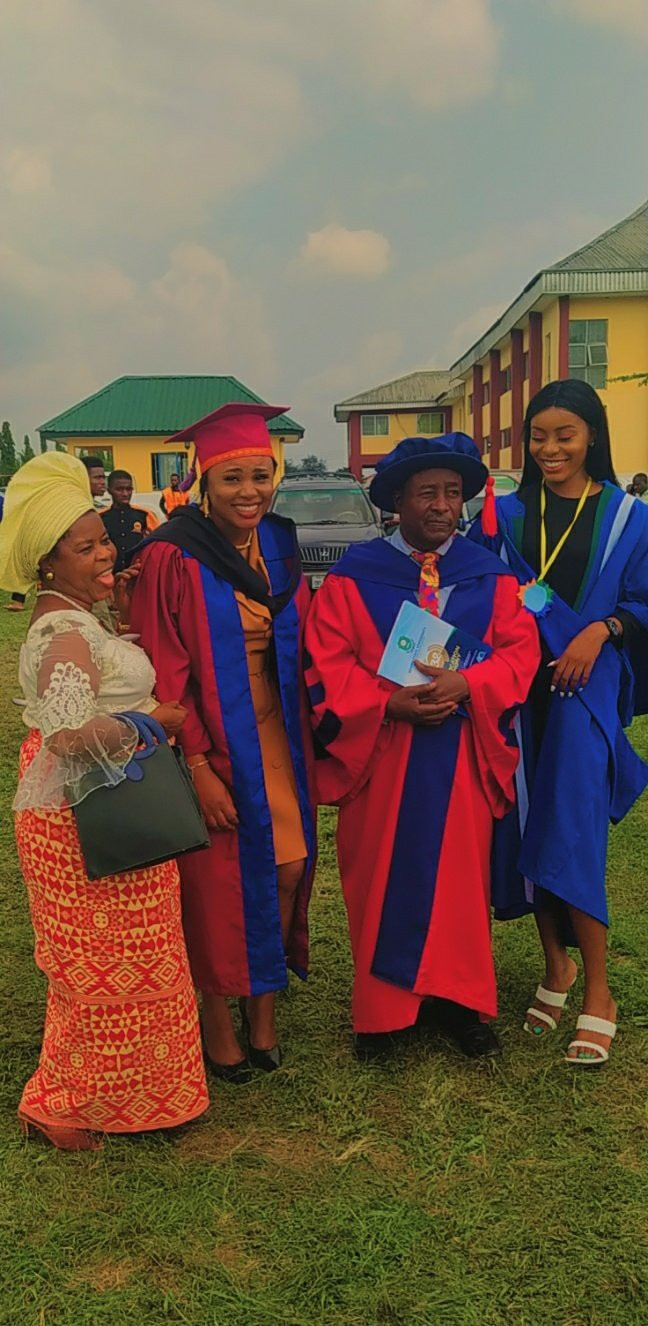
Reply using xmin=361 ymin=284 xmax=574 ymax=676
xmin=557 ymin=0 xmax=648 ymax=46
xmin=356 ymin=0 xmax=498 ymax=109
xmin=3 ymin=149 xmax=52 ymax=195
xmin=0 ymin=241 xmax=277 ymax=433
xmin=295 ymin=225 xmax=392 ymax=281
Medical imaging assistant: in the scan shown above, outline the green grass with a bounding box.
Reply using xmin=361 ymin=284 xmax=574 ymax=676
xmin=1 ymin=591 xmax=647 ymax=1326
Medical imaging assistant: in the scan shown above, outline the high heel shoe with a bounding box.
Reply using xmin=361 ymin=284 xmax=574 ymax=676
xmin=199 ymin=1025 xmax=253 ymax=1084
xmin=238 ymin=998 xmax=283 ymax=1072
xmin=18 ymin=1110 xmax=103 ymax=1151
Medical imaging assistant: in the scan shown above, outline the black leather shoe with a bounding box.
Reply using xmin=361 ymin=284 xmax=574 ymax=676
xmin=247 ymin=1042 xmax=283 ymax=1072
xmin=354 ymin=1028 xmax=413 ymax=1062
xmin=205 ymin=1056 xmax=254 ymax=1084
xmin=200 ymin=1024 xmax=253 ymax=1083
xmin=425 ymin=999 xmax=501 ymax=1059
xmin=239 ymin=998 xmax=283 ymax=1073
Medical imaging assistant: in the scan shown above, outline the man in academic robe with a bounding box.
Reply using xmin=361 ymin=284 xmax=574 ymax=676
xmin=305 ymin=434 xmax=540 ymax=1058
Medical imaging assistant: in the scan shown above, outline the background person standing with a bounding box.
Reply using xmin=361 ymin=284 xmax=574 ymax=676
xmin=101 ymin=470 xmax=158 ymax=572
xmin=160 ymin=472 xmax=190 ymax=517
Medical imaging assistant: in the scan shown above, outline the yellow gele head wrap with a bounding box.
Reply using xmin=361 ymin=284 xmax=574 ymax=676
xmin=0 ymin=452 xmax=94 ymax=594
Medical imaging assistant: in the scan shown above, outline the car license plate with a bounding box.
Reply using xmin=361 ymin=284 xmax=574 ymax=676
xmin=311 ymin=573 xmax=326 ymax=589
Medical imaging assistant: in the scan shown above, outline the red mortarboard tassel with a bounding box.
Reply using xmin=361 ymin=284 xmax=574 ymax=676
xmin=481 ymin=474 xmax=497 ymax=536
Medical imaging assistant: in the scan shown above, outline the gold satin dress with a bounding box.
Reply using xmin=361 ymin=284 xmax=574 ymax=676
xmin=234 ymin=532 xmax=307 ymax=866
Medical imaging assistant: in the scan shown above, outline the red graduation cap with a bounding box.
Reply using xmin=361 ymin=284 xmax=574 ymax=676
xmin=165 ymin=401 xmax=288 ymax=474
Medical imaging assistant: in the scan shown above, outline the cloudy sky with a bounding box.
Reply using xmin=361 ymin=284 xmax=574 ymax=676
xmin=1 ymin=0 xmax=647 ymax=465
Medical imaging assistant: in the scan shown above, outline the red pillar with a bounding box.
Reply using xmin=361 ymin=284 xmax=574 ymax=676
xmin=529 ymin=311 xmax=542 ymax=398
xmin=348 ymin=414 xmax=362 ymax=479
xmin=472 ymin=364 xmax=483 ymax=454
xmin=511 ymin=328 xmax=524 ymax=468
xmin=558 ymin=295 xmax=570 ymax=378
xmin=489 ymin=348 xmax=501 ymax=469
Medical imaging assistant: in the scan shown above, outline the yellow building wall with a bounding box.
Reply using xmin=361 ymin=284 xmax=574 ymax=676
xmin=64 ymin=433 xmax=298 ymax=490
xmin=359 ymin=408 xmax=446 ymax=458
xmin=570 ymin=295 xmax=648 ymax=475
xmin=542 ymin=299 xmax=560 ymax=384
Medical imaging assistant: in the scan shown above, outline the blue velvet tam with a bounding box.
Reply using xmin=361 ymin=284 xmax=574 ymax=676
xmin=368 ymin=433 xmax=488 ymax=513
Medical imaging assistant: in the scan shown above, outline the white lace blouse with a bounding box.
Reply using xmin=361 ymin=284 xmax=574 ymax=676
xmin=15 ymin=609 xmax=158 ymax=812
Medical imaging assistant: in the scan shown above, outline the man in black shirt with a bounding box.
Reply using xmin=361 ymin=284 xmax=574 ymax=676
xmin=102 ymin=470 xmax=158 ymax=572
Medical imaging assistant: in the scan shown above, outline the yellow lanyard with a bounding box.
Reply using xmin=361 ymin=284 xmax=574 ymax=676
xmin=539 ymin=477 xmax=592 ymax=580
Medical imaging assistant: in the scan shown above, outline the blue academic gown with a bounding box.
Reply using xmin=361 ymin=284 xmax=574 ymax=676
xmin=470 ymin=484 xmax=648 ymax=925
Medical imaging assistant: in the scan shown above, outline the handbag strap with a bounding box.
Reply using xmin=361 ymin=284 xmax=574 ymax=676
xmin=117 ymin=711 xmax=168 ymax=782
xmin=118 ymin=711 xmax=168 ymax=746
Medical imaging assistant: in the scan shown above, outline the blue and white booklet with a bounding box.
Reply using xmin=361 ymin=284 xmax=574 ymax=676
xmin=378 ymin=600 xmax=492 ymax=687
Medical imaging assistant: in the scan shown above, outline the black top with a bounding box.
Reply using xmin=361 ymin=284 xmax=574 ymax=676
xmin=102 ymin=505 xmax=151 ymax=574
xmin=520 ymin=483 xmax=601 ymax=608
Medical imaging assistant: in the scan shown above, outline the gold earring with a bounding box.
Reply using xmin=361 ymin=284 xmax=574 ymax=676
xmin=44 ymin=570 xmax=55 ymax=582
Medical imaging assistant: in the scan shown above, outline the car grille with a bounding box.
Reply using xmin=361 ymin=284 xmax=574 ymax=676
xmin=300 ymin=543 xmax=348 ymax=568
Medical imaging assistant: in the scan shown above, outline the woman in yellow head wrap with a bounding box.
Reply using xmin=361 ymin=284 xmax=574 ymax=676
xmin=2 ymin=454 xmax=208 ymax=1150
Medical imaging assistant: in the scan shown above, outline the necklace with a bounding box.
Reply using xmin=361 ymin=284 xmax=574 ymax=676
xmin=518 ymin=476 xmax=593 ymax=619
xmin=35 ymin=589 xmax=91 ymax=614
xmin=234 ymin=533 xmax=254 ymax=552
xmin=539 ymin=476 xmax=592 ymax=579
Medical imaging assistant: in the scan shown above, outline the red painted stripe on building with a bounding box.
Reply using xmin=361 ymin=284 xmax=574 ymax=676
xmin=558 ymin=295 xmax=570 ymax=378
xmin=348 ymin=414 xmax=362 ymax=479
xmin=472 ymin=364 xmax=483 ymax=454
xmin=489 ymin=348 xmax=501 ymax=469
xmin=511 ymin=328 xmax=524 ymax=468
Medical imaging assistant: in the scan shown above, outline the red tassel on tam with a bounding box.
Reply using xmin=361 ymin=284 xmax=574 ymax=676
xmin=481 ymin=474 xmax=497 ymax=536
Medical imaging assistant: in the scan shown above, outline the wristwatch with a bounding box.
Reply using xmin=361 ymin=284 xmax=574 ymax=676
xmin=603 ymin=617 xmax=622 ymax=641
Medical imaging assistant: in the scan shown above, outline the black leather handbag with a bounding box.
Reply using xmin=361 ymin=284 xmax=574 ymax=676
xmin=73 ymin=713 xmax=210 ymax=880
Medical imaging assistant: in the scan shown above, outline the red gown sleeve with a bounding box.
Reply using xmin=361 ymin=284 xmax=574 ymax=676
xmin=129 ymin=543 xmax=212 ymax=758
xmin=304 ymin=575 xmax=395 ymax=805
xmin=461 ymin=573 xmax=540 ymax=816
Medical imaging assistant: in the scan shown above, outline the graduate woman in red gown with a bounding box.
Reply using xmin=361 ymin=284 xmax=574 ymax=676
xmin=305 ymin=434 xmax=539 ymax=1058
xmin=130 ymin=404 xmax=316 ymax=1080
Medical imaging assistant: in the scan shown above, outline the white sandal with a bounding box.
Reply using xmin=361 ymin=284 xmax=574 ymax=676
xmin=565 ymin=1015 xmax=617 ymax=1067
xmin=523 ymin=982 xmax=574 ymax=1035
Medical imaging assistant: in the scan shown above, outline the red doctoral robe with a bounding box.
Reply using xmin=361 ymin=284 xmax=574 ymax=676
xmin=304 ymin=536 xmax=539 ymax=1033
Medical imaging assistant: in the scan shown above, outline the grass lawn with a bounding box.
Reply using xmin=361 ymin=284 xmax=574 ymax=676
xmin=0 ymin=593 xmax=646 ymax=1326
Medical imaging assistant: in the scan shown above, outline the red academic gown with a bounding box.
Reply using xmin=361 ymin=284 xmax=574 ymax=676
xmin=304 ymin=536 xmax=539 ymax=1033
xmin=130 ymin=514 xmax=317 ymax=998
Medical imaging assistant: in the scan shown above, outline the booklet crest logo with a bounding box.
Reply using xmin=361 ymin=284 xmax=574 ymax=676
xmin=425 ymin=643 xmax=450 ymax=668
xmin=397 ymin=635 xmax=415 ymax=653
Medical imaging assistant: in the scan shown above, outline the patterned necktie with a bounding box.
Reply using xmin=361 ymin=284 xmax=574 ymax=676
xmin=411 ymin=549 xmax=440 ymax=617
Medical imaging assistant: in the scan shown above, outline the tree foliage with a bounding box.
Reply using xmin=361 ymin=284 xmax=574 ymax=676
xmin=20 ymin=434 xmax=36 ymax=465
xmin=0 ymin=421 xmax=18 ymax=482
xmin=294 ymin=453 xmax=328 ymax=476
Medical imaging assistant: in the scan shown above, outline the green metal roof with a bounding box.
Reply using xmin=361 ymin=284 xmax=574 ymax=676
xmin=38 ymin=376 xmax=304 ymax=439
xmin=549 ymin=198 xmax=648 ymax=273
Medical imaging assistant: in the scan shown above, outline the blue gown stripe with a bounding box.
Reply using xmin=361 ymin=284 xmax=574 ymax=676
xmin=371 ymin=720 xmax=462 ymax=989
xmin=198 ymin=561 xmax=286 ymax=995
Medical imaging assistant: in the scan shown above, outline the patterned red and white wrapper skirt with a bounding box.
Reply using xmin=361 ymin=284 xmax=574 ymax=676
xmin=14 ymin=730 xmax=209 ymax=1133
